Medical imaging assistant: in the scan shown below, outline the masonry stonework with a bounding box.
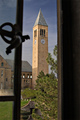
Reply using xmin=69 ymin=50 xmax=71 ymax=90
xmin=32 ymin=10 xmax=48 ymax=88
xmin=0 ymin=55 xmax=32 ymax=89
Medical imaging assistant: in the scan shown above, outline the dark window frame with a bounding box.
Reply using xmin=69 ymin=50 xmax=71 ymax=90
xmin=58 ymin=0 xmax=80 ymax=120
xmin=6 ymin=78 xmax=8 ymax=81
xmin=1 ymin=70 xmax=3 ymax=77
xmin=40 ymin=29 xmax=45 ymax=36
xmin=1 ymin=0 xmax=77 ymax=120
xmin=0 ymin=0 xmax=23 ymax=120
xmin=1 ymin=62 xmax=4 ymax=66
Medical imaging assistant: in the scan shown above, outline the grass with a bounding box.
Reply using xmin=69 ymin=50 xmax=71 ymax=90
xmin=0 ymin=100 xmax=31 ymax=120
xmin=0 ymin=99 xmax=35 ymax=120
xmin=0 ymin=102 xmax=13 ymax=120
xmin=21 ymin=99 xmax=29 ymax=107
xmin=21 ymin=98 xmax=36 ymax=107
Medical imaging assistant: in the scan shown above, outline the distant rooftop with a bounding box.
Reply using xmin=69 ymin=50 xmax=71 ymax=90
xmin=34 ymin=9 xmax=48 ymax=27
xmin=6 ymin=59 xmax=32 ymax=72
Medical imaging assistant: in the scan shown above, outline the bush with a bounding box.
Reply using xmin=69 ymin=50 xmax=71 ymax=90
xmin=21 ymin=88 xmax=36 ymax=100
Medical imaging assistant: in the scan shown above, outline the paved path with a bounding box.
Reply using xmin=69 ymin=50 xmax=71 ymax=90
xmin=21 ymin=101 xmax=35 ymax=120
xmin=0 ymin=89 xmax=13 ymax=96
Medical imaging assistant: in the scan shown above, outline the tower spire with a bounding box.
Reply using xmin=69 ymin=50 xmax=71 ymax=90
xmin=34 ymin=9 xmax=48 ymax=27
xmin=32 ymin=9 xmax=48 ymax=88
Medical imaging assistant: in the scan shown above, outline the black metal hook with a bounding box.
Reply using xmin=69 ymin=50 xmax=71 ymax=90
xmin=0 ymin=22 xmax=15 ymax=44
xmin=0 ymin=22 xmax=30 ymax=55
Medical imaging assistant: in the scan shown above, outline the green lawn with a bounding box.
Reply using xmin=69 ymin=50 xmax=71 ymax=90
xmin=21 ymin=100 xmax=29 ymax=107
xmin=0 ymin=102 xmax=13 ymax=120
xmin=0 ymin=100 xmax=30 ymax=120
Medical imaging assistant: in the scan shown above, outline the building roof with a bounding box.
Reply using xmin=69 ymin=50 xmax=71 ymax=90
xmin=34 ymin=9 xmax=48 ymax=27
xmin=6 ymin=59 xmax=32 ymax=72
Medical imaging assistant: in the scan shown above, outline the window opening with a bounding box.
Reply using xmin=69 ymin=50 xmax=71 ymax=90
xmin=34 ymin=30 xmax=37 ymax=37
xmin=6 ymin=78 xmax=8 ymax=81
xmin=40 ymin=29 xmax=45 ymax=36
xmin=1 ymin=62 xmax=4 ymax=67
xmin=27 ymin=80 xmax=30 ymax=83
xmin=12 ymin=74 xmax=14 ymax=78
xmin=23 ymin=74 xmax=25 ymax=78
xmin=30 ymin=74 xmax=32 ymax=78
xmin=1 ymin=70 xmax=3 ymax=77
xmin=0 ymin=0 xmax=24 ymax=120
xmin=27 ymin=74 xmax=29 ymax=78
xmin=22 ymin=0 xmax=57 ymax=120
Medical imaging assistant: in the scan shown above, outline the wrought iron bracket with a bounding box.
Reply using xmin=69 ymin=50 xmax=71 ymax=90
xmin=0 ymin=22 xmax=30 ymax=55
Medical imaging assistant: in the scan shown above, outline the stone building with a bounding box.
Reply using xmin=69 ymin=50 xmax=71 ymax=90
xmin=0 ymin=55 xmax=32 ymax=89
xmin=32 ymin=9 xmax=48 ymax=88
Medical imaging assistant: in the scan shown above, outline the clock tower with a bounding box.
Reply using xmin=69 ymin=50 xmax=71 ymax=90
xmin=32 ymin=9 xmax=48 ymax=88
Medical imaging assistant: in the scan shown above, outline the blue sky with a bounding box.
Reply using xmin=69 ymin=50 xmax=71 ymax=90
xmin=0 ymin=0 xmax=57 ymax=66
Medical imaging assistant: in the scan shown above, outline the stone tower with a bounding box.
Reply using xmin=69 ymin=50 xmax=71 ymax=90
xmin=32 ymin=9 xmax=48 ymax=88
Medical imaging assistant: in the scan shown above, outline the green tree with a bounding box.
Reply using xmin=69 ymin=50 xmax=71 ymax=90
xmin=46 ymin=45 xmax=57 ymax=74
xmin=32 ymin=73 xmax=58 ymax=120
xmin=37 ymin=71 xmax=45 ymax=79
xmin=21 ymin=88 xmax=36 ymax=100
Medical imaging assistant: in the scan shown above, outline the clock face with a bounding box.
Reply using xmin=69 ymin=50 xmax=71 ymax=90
xmin=34 ymin=40 xmax=36 ymax=44
xmin=41 ymin=39 xmax=45 ymax=44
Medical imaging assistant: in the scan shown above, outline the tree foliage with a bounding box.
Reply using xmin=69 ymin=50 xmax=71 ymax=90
xmin=21 ymin=88 xmax=36 ymax=100
xmin=32 ymin=73 xmax=58 ymax=120
xmin=46 ymin=45 xmax=57 ymax=74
